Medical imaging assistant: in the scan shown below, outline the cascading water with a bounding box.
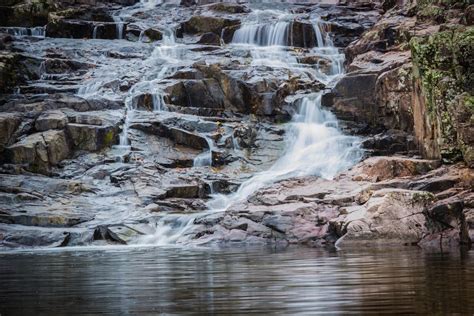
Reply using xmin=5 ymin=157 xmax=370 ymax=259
xmin=230 ymin=11 xmax=343 ymax=85
xmin=140 ymin=0 xmax=163 ymax=9
xmin=112 ymin=16 xmax=124 ymax=40
xmin=137 ymin=12 xmax=363 ymax=245
xmin=232 ymin=21 xmax=289 ymax=46
xmin=92 ymin=25 xmax=98 ymax=39
xmin=115 ymin=30 xmax=182 ymax=152
xmin=0 ymin=26 xmax=45 ymax=37
xmin=193 ymin=137 xmax=215 ymax=167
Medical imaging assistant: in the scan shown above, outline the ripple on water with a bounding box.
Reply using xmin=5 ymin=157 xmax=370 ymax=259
xmin=0 ymin=247 xmax=473 ymax=315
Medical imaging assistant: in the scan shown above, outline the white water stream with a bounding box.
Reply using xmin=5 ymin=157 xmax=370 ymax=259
xmin=138 ymin=12 xmax=363 ymax=245
xmin=117 ymin=31 xmax=182 ymax=150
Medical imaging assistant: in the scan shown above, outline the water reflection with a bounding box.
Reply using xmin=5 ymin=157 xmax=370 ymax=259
xmin=0 ymin=247 xmax=473 ymax=315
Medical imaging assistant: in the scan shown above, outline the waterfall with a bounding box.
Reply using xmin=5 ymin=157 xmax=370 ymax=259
xmin=113 ymin=16 xmax=124 ymax=40
xmin=1 ymin=26 xmax=45 ymax=37
xmin=115 ymin=29 xmax=180 ymax=152
xmin=138 ymin=30 xmax=145 ymax=42
xmin=92 ymin=25 xmax=98 ymax=39
xmin=193 ymin=137 xmax=215 ymax=167
xmin=232 ymin=21 xmax=290 ymax=46
xmin=137 ymin=13 xmax=363 ymax=245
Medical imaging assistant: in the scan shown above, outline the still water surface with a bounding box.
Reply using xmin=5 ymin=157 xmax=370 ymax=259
xmin=0 ymin=246 xmax=473 ymax=315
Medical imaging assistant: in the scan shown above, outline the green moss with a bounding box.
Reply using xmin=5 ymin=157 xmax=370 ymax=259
xmin=103 ymin=129 xmax=115 ymax=147
xmin=410 ymin=26 xmax=474 ymax=164
xmin=412 ymin=191 xmax=436 ymax=205
xmin=417 ymin=5 xmax=444 ymax=22
xmin=466 ymin=96 xmax=474 ymax=111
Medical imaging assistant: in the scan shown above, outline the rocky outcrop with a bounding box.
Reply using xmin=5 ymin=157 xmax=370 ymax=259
xmin=326 ymin=0 xmax=473 ymax=168
xmin=6 ymin=130 xmax=70 ymax=174
xmin=410 ymin=26 xmax=474 ymax=166
xmin=186 ymin=156 xmax=472 ymax=248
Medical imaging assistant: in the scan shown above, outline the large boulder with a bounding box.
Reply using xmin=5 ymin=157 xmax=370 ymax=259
xmin=6 ymin=130 xmax=70 ymax=173
xmin=336 ymin=189 xmax=435 ymax=247
xmin=349 ymin=156 xmax=441 ymax=182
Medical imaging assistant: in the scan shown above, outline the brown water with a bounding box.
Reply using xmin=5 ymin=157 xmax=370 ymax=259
xmin=0 ymin=246 xmax=473 ymax=315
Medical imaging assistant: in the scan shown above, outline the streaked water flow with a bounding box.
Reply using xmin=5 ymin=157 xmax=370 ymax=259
xmin=140 ymin=11 xmax=362 ymax=245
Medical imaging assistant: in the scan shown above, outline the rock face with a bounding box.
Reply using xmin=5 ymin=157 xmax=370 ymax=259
xmin=411 ymin=27 xmax=474 ymax=166
xmin=326 ymin=0 xmax=474 ymax=168
xmin=186 ymin=157 xmax=472 ymax=248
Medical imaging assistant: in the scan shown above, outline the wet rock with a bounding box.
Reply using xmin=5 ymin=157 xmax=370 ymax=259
xmin=45 ymin=7 xmax=119 ymax=39
xmin=46 ymin=20 xmax=94 ymax=39
xmin=65 ymin=111 xmax=121 ymax=152
xmin=221 ymin=24 xmax=240 ymax=43
xmin=164 ymin=184 xmax=209 ymax=199
xmin=91 ymin=23 xmax=118 ymax=40
xmin=98 ymin=225 xmax=147 ymax=244
xmin=427 ymin=197 xmax=466 ymax=233
xmin=0 ymin=211 xmax=89 ymax=228
xmin=34 ymin=110 xmax=67 ymax=131
xmin=330 ymin=72 xmax=379 ymax=124
xmin=180 ymin=0 xmax=196 ymax=7
xmin=143 ymin=27 xmax=162 ymax=42
xmin=0 ymin=224 xmax=73 ymax=248
xmin=289 ymin=21 xmax=317 ymax=48
xmin=0 ymin=1 xmax=50 ymax=27
xmin=131 ymin=120 xmax=210 ymax=150
xmin=328 ymin=20 xmax=366 ymax=48
xmin=197 ymin=32 xmax=221 ymax=46
xmin=0 ymin=113 xmax=21 ymax=154
xmin=66 ymin=123 xmax=118 ymax=152
xmin=408 ymin=175 xmax=460 ymax=194
xmin=181 ymin=16 xmax=240 ymax=35
xmin=336 ymin=189 xmax=433 ymax=247
xmin=345 ymin=14 xmax=416 ymax=63
xmin=0 ymin=52 xmax=22 ymax=93
xmin=6 ymin=130 xmax=70 ymax=173
xmin=349 ymin=156 xmax=441 ymax=182
xmin=361 ymin=130 xmax=417 ymax=155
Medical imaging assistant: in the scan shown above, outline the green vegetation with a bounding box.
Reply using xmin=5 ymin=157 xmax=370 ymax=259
xmin=410 ymin=26 xmax=473 ymax=164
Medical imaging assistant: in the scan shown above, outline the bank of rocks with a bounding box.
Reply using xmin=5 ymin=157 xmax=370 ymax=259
xmin=187 ymin=156 xmax=473 ymax=249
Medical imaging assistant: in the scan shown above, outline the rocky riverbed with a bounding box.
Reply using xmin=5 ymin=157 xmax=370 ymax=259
xmin=0 ymin=0 xmax=472 ymax=250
